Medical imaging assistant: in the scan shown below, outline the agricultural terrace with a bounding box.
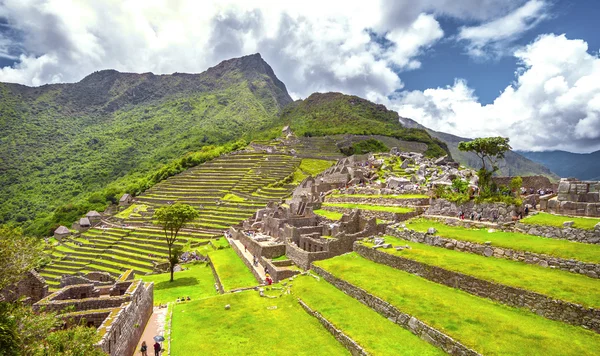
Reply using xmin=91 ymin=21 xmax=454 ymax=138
xmin=321 ymin=203 xmax=414 ymax=213
xmin=208 ymin=247 xmax=258 ymax=291
xmin=313 ymin=209 xmax=344 ymax=220
xmin=170 ymin=290 xmax=347 ymax=355
xmin=329 ymin=193 xmax=429 ymax=199
xmin=362 ymin=236 xmax=600 ymax=308
xmin=316 ymin=253 xmax=600 ymax=355
xmin=521 ymin=212 xmax=600 ymax=230
xmin=291 ymin=158 xmax=335 ymax=183
xmin=405 ymin=218 xmax=600 ymax=264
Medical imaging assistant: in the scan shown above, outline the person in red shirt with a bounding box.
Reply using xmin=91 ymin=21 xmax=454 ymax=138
xmin=153 ymin=342 xmax=161 ymax=356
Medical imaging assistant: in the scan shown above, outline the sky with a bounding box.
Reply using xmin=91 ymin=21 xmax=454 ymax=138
xmin=0 ymin=0 xmax=599 ymax=153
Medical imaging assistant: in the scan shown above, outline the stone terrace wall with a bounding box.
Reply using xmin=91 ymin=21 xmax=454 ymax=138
xmin=97 ymin=281 xmax=154 ymax=356
xmin=549 ymin=179 xmax=600 ymax=217
xmin=232 ymin=228 xmax=286 ymax=259
xmin=325 ymin=196 xmax=429 ymax=207
xmin=286 ymin=243 xmax=331 ymax=270
xmin=427 ymin=199 xmax=518 ymax=223
xmin=387 ymin=226 xmax=600 ymax=279
xmin=355 ymin=243 xmax=600 ymax=332
xmin=297 ymin=299 xmax=367 ymax=356
xmin=0 ymin=270 xmax=48 ymax=304
xmin=207 ymin=255 xmax=224 ymax=294
xmin=515 ymin=222 xmax=600 ymax=244
xmin=311 ymin=266 xmax=480 ymax=356
xmin=323 ymin=206 xmax=422 ymax=222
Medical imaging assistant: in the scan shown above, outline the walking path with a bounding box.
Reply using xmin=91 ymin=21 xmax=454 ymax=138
xmin=133 ymin=306 xmax=168 ymax=356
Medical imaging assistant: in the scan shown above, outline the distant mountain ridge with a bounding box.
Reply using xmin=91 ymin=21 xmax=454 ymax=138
xmin=398 ymin=117 xmax=559 ymax=180
xmin=517 ymin=150 xmax=600 ymax=180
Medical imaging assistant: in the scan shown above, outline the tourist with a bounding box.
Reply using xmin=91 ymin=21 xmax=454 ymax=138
xmin=186 ymin=296 xmax=191 ymax=301
xmin=140 ymin=341 xmax=148 ymax=356
xmin=525 ymin=206 xmax=530 ymax=215
xmin=469 ymin=212 xmax=475 ymax=221
xmin=492 ymin=212 xmax=498 ymax=223
xmin=154 ymin=342 xmax=162 ymax=356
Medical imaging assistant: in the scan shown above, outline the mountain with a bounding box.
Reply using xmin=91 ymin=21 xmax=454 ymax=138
xmin=280 ymin=92 xmax=450 ymax=157
xmin=0 ymin=53 xmax=291 ymax=229
xmin=517 ymin=150 xmax=600 ymax=180
xmin=398 ymin=117 xmax=559 ymax=180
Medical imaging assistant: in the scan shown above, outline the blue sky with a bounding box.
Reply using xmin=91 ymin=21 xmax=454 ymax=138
xmin=0 ymin=0 xmax=598 ymax=152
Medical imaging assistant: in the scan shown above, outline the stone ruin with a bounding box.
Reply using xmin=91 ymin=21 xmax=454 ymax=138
xmin=231 ymin=202 xmax=377 ymax=271
xmin=0 ymin=269 xmax=48 ymax=304
xmin=544 ymin=178 xmax=600 ymax=217
xmin=33 ymin=269 xmax=153 ymax=356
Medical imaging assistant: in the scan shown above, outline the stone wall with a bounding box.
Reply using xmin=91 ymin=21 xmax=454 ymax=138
xmin=322 ymin=206 xmax=422 ymax=222
xmin=207 ymin=255 xmax=225 ymax=294
xmin=548 ymin=179 xmax=600 ymax=217
xmin=232 ymin=228 xmax=286 ymax=259
xmin=387 ymin=226 xmax=600 ymax=279
xmin=311 ymin=266 xmax=479 ymax=356
xmin=228 ymin=238 xmax=264 ymax=284
xmin=427 ymin=199 xmax=518 ymax=223
xmin=297 ymin=299 xmax=367 ymax=355
xmin=262 ymin=258 xmax=300 ymax=283
xmin=515 ymin=222 xmax=600 ymax=244
xmin=0 ymin=270 xmax=48 ymax=304
xmin=325 ymin=196 xmax=429 ymax=207
xmin=355 ymin=243 xmax=600 ymax=332
xmin=97 ymin=281 xmax=154 ymax=356
xmin=286 ymin=243 xmax=331 ymax=270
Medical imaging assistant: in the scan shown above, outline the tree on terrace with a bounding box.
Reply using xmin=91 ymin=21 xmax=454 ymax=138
xmin=154 ymin=204 xmax=199 ymax=282
xmin=458 ymin=137 xmax=511 ymax=195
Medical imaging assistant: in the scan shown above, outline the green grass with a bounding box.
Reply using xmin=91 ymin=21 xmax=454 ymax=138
xmin=170 ymin=290 xmax=348 ymax=355
xmin=221 ymin=193 xmax=246 ymax=202
xmin=291 ymin=158 xmax=335 ymax=183
xmin=272 ymin=255 xmax=288 ymax=261
xmin=293 ymin=276 xmax=443 ymax=355
xmin=140 ymin=262 xmax=218 ymax=305
xmin=365 ymin=236 xmax=600 ymax=308
xmin=522 ymin=212 xmax=600 ymax=230
xmin=316 ymin=253 xmax=600 ymax=355
xmin=406 ymin=218 xmax=600 ymax=264
xmin=330 ymin=193 xmax=429 ymax=199
xmin=313 ymin=209 xmax=343 ymax=220
xmin=322 ymin=203 xmax=414 ymax=214
xmin=209 ymin=248 xmax=258 ymax=290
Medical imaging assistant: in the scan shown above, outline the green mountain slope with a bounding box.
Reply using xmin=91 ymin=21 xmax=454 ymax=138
xmin=0 ymin=53 xmax=292 ymax=228
xmin=398 ymin=117 xmax=559 ymax=180
xmin=280 ymin=92 xmax=449 ymax=157
xmin=517 ymin=150 xmax=600 ymax=180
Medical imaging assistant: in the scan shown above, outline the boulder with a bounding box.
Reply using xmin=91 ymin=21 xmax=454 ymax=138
xmin=225 ymin=304 xmax=231 ymax=310
xmin=563 ymin=221 xmax=575 ymax=228
xmin=426 ymin=227 xmax=437 ymax=235
xmin=400 ymin=159 xmax=410 ymax=169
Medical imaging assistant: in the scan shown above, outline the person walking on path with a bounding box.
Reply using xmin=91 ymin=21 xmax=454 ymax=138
xmin=140 ymin=341 xmax=148 ymax=356
xmin=154 ymin=342 xmax=161 ymax=356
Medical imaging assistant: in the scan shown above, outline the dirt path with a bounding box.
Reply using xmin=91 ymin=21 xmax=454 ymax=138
xmin=132 ymin=306 xmax=168 ymax=356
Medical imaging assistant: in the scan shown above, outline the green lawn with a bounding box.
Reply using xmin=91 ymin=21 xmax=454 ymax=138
xmin=293 ymin=276 xmax=443 ymax=355
xmin=115 ymin=204 xmax=148 ymax=219
xmin=209 ymin=248 xmax=258 ymax=290
xmin=406 ymin=218 xmax=600 ymax=264
xmin=222 ymin=193 xmax=246 ymax=202
xmin=292 ymin=159 xmax=335 ymax=183
xmin=316 ymin=253 xmax=600 ymax=355
xmin=365 ymin=236 xmax=600 ymax=308
xmin=522 ymin=212 xmax=600 ymax=230
xmin=140 ymin=262 xmax=218 ymax=305
xmin=323 ymin=203 xmax=414 ymax=214
xmin=313 ymin=209 xmax=344 ymax=220
xmin=330 ymin=193 xmax=429 ymax=199
xmin=171 ymin=290 xmax=348 ymax=355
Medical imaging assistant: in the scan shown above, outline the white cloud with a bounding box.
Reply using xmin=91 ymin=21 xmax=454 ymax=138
xmin=457 ymin=0 xmax=550 ymax=57
xmin=391 ymin=34 xmax=600 ymax=153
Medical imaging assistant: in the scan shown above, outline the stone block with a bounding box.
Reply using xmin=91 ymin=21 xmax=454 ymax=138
xmin=427 ymin=227 xmax=437 ymax=235
xmin=563 ymin=221 xmax=575 ymax=228
xmin=587 ymin=193 xmax=600 ymax=203
xmin=577 ymin=184 xmax=589 ymax=194
xmin=558 ymin=181 xmax=570 ymax=194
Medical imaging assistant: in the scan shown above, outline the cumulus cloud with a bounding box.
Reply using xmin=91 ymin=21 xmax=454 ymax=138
xmin=457 ymin=0 xmax=550 ymax=57
xmin=391 ymin=34 xmax=600 ymax=153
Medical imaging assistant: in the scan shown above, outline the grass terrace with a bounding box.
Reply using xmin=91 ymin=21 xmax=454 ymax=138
xmin=115 ymin=204 xmax=149 ymax=219
xmin=322 ymin=203 xmax=414 ymax=214
xmin=316 ymin=253 xmax=600 ymax=355
xmin=291 ymin=158 xmax=335 ymax=183
xmin=363 ymin=236 xmax=600 ymax=308
xmin=209 ymin=248 xmax=258 ymax=290
xmin=329 ymin=193 xmax=429 ymax=199
xmin=170 ymin=290 xmax=348 ymax=355
xmin=313 ymin=209 xmax=343 ymax=220
xmin=406 ymin=218 xmax=600 ymax=264
xmin=140 ymin=262 xmax=218 ymax=305
xmin=293 ymin=276 xmax=444 ymax=355
xmin=522 ymin=212 xmax=600 ymax=230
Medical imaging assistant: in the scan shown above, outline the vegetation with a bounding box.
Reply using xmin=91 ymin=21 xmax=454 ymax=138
xmin=340 ymin=138 xmax=388 ymax=156
xmin=280 ymin=92 xmax=449 ymax=157
xmin=290 ymin=158 xmax=335 ymax=184
xmin=154 ymin=203 xmax=200 ymax=282
xmin=316 ymin=253 xmax=600 ymax=355
xmin=313 ymin=209 xmax=344 ymax=220
xmin=366 ymin=236 xmax=600 ymax=308
xmin=208 ymin=248 xmax=258 ymax=291
xmin=406 ymin=218 xmax=600 ymax=263
xmin=140 ymin=262 xmax=218 ymax=305
xmin=322 ymin=203 xmax=414 ymax=214
xmin=521 ymin=212 xmax=600 ymax=230
xmin=330 ymin=193 xmax=428 ymax=199
xmin=293 ymin=276 xmax=444 ymax=355
xmin=170 ymin=290 xmax=347 ymax=355
xmin=0 ymin=227 xmax=44 ymax=290
xmin=458 ymin=137 xmax=511 ymax=195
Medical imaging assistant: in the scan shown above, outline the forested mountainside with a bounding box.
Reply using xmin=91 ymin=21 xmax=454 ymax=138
xmin=517 ymin=150 xmax=600 ymax=180
xmin=280 ymin=92 xmax=450 ymax=157
xmin=0 ymin=53 xmax=291 ymax=231
xmin=398 ymin=117 xmax=559 ymax=180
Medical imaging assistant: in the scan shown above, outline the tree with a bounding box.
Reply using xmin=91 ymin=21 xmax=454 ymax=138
xmin=154 ymin=204 xmax=199 ymax=282
xmin=458 ymin=137 xmax=511 ymax=195
xmin=0 ymin=226 xmax=44 ymax=291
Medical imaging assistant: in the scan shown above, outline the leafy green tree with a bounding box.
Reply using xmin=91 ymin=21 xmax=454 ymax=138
xmin=510 ymin=176 xmax=523 ymax=197
xmin=0 ymin=227 xmax=43 ymax=291
xmin=154 ymin=204 xmax=199 ymax=281
xmin=458 ymin=137 xmax=511 ymax=195
xmin=41 ymin=325 xmax=104 ymax=356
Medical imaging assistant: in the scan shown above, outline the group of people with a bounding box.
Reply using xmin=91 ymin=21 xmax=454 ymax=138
xmin=176 ymin=296 xmax=191 ymax=302
xmin=179 ymin=251 xmax=202 ymax=263
xmin=458 ymin=210 xmax=500 ymax=223
xmin=522 ymin=187 xmax=554 ymax=195
xmin=139 ymin=341 xmax=161 ymax=356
